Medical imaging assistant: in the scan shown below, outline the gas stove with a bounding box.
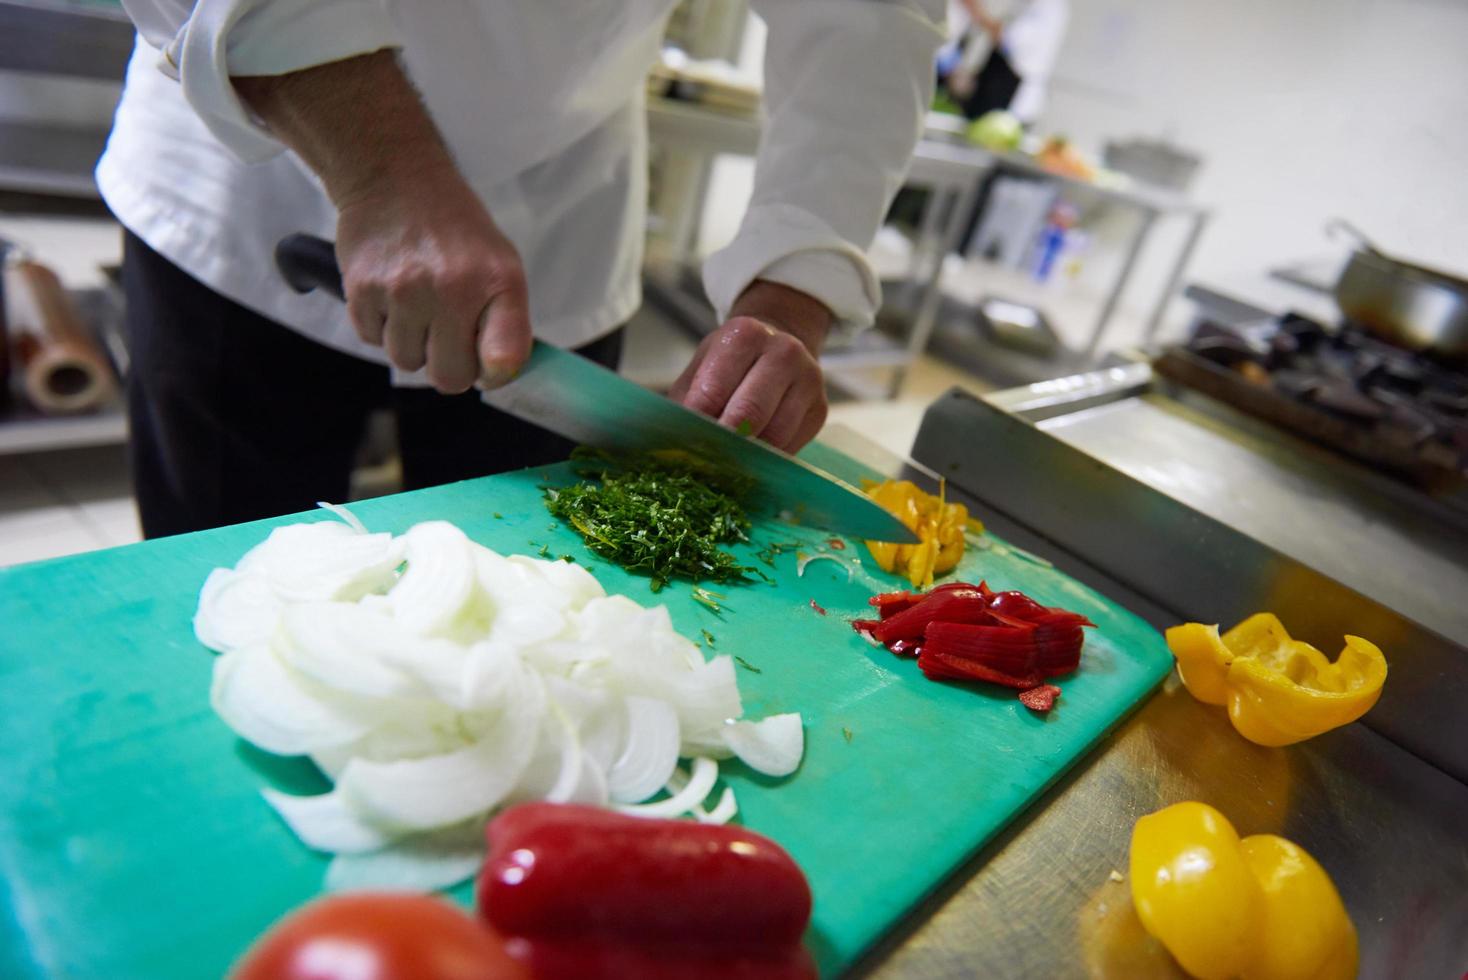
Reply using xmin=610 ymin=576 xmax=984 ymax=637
xmin=1155 ymin=312 xmax=1468 ymax=487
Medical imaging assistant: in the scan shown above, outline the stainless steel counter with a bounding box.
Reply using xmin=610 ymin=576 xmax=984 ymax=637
xmin=1035 ymin=388 xmax=1468 ymax=643
xmin=817 ymin=413 xmax=1468 ymax=978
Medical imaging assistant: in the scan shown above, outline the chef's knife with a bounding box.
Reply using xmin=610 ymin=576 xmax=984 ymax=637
xmin=275 ymin=234 xmax=919 ymax=543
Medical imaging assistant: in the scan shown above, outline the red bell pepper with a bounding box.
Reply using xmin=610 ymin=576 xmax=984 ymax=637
xmin=854 ymin=581 xmax=1093 ymax=708
xmin=479 ymin=804 xmax=815 ymax=979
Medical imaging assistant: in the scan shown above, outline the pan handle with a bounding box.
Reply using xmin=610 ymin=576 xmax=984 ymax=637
xmin=275 ymin=234 xmax=345 ymax=301
xmin=1325 ymin=218 xmax=1385 ymax=258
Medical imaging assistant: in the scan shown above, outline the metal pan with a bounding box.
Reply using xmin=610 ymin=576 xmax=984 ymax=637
xmin=1330 ymin=219 xmax=1468 ymax=360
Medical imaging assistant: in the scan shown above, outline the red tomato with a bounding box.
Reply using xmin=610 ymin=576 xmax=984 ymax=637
xmin=231 ymin=893 xmax=529 ymax=980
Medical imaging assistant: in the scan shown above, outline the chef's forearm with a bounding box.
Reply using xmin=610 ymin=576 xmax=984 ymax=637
xmin=960 ymin=0 xmax=1004 ymax=42
xmin=730 ymin=280 xmax=834 ymax=357
xmin=233 ymin=50 xmax=459 ymax=209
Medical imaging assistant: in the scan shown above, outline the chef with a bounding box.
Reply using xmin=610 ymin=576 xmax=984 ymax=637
xmin=96 ymin=2 xmax=945 ymax=538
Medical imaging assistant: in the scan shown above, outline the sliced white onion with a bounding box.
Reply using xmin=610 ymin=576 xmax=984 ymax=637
xmin=276 ymin=604 xmax=421 ymax=701
xmin=723 ymin=713 xmax=805 ymax=777
xmin=316 ymin=500 xmax=369 ymax=534
xmin=261 ymin=787 xmax=395 ymax=854
xmin=508 ymin=553 xmax=605 ymax=610
xmin=337 ymin=673 xmax=545 ymax=829
xmin=542 ymin=706 xmax=586 ymax=804
xmin=796 ymin=552 xmax=853 ymax=581
xmin=324 ymin=821 xmax=485 ymax=893
xmin=693 ymin=786 xmax=740 ymax=825
xmin=389 ymin=522 xmax=478 ymax=636
xmin=193 ymin=568 xmax=281 ymax=653
xmin=210 ymin=647 xmax=374 ymax=756
xmin=606 ymin=696 xmax=681 ymax=804
xmin=615 ymin=756 xmax=719 ymax=819
xmin=239 ymin=522 xmax=403 ymax=603
xmin=198 ymin=516 xmax=808 ymax=893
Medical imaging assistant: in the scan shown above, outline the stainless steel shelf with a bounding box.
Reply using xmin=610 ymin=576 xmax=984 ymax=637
xmin=0 ymin=1 xmax=134 ymax=81
xmin=0 ymin=403 xmax=127 ymax=455
xmin=0 ymin=121 xmax=109 ymax=199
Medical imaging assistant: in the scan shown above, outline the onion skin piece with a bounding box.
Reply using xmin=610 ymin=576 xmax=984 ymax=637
xmin=479 ymin=803 xmax=812 ymax=950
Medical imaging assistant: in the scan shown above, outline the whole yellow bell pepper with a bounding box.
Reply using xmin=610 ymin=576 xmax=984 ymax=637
xmin=862 ymin=479 xmax=976 ymax=589
xmin=1131 ymin=802 xmax=1357 ymax=980
xmin=1165 ymin=614 xmax=1386 ymax=746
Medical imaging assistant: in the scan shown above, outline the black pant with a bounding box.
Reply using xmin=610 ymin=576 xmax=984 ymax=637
xmin=121 ymin=231 xmax=622 ymax=538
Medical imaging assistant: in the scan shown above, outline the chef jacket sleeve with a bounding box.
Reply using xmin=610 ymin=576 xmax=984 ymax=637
xmin=115 ymin=0 xmax=403 ymax=162
xmin=702 ymin=0 xmax=945 ymax=333
xmin=1000 ymin=0 xmax=1070 ymax=83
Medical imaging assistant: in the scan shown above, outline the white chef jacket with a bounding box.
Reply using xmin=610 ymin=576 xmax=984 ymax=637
xmin=1002 ymin=0 xmax=1070 ymax=124
xmin=96 ymin=0 xmax=945 ymax=378
xmin=939 ymin=0 xmax=1068 ymax=125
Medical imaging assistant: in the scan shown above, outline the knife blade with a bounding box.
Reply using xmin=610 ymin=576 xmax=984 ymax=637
xmin=274 ymin=234 xmax=919 ymax=543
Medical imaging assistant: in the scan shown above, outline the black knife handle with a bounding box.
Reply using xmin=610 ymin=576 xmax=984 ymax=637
xmin=275 ymin=234 xmax=344 ymax=302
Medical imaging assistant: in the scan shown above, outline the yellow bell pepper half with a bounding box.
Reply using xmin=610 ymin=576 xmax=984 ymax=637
xmin=1164 ymin=614 xmax=1387 ymax=747
xmin=1130 ymin=802 xmax=1357 ymax=980
xmin=861 ymin=479 xmax=976 ymax=589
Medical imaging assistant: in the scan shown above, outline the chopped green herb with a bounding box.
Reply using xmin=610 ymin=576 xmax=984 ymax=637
xmin=560 ymin=554 xmax=576 ymax=563
xmin=544 ymin=449 xmax=754 ymax=592
xmin=735 ymin=656 xmax=762 ymax=674
xmin=492 ymin=512 xmax=503 ymax=520
xmin=700 ymin=629 xmax=716 ymax=647
xmin=538 ymin=544 xmax=551 ymax=558
xmin=842 ymin=727 xmax=854 ymax=743
xmin=547 ymin=523 xmax=559 ymax=531
xmin=691 ymin=586 xmax=725 ymax=614
xmin=736 ymin=419 xmax=754 ymax=437
xmin=754 ymin=539 xmax=802 ymax=567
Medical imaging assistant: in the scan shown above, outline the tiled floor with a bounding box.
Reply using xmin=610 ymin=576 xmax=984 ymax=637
xmin=0 ymin=444 xmax=142 ymax=568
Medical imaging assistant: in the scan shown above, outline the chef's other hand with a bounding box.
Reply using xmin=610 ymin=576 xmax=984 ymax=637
xmin=336 ymin=169 xmax=531 ymax=395
xmin=669 ymin=281 xmax=832 ymax=453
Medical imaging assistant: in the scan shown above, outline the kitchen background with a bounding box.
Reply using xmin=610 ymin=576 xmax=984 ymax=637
xmin=2 ymin=0 xmax=1466 ymax=568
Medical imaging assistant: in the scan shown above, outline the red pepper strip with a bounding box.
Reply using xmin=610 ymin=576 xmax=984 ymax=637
xmin=873 ymin=588 xmax=990 ymax=644
xmin=925 ymin=621 xmax=1083 ymax=679
xmin=501 ymin=932 xmax=818 ymax=980
xmin=828 ymin=538 xmax=846 ymax=551
xmin=868 ymin=591 xmax=920 ymax=619
xmin=917 ymin=647 xmax=1042 ymax=689
xmin=888 ymin=639 xmax=923 ymax=659
xmin=987 ymin=590 xmax=1053 ymax=622
xmin=851 ymin=618 xmax=881 ymax=636
xmin=480 ymin=804 xmax=812 ymax=949
xmin=810 ymin=599 xmax=827 ymax=616
xmin=1018 ymin=684 xmax=1061 ymax=712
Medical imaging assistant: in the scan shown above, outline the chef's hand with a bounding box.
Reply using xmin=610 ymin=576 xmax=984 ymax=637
xmin=669 ymin=281 xmax=832 ymax=453
xmin=234 ymin=51 xmax=531 ymax=395
xmin=336 ymin=170 xmax=531 ymax=394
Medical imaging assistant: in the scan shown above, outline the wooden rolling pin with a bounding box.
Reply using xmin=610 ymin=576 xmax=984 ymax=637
xmin=4 ymin=258 xmax=118 ymax=415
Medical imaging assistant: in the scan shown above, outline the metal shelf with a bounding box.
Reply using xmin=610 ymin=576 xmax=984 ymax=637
xmin=0 ymin=403 xmax=127 ymax=456
xmin=0 ymin=1 xmax=135 ymax=81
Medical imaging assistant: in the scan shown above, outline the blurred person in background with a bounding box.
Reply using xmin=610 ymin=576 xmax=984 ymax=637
xmin=97 ymin=2 xmax=945 ymax=538
xmin=940 ymin=0 xmax=1070 ymax=123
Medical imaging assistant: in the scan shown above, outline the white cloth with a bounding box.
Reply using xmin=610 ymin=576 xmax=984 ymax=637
xmin=97 ymin=0 xmax=945 ymax=379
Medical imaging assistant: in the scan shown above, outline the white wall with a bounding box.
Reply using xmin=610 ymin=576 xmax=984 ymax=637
xmin=1041 ymin=0 xmax=1468 ymax=282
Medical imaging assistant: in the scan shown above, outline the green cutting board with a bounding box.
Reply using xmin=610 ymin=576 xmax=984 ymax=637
xmin=0 ymin=450 xmax=1172 ymax=978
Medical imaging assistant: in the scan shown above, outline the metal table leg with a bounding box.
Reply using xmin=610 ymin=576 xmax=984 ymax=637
xmin=889 ymin=175 xmax=986 ymax=398
xmin=1081 ymin=207 xmax=1158 ymax=361
xmin=1143 ymin=210 xmax=1209 ymax=345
